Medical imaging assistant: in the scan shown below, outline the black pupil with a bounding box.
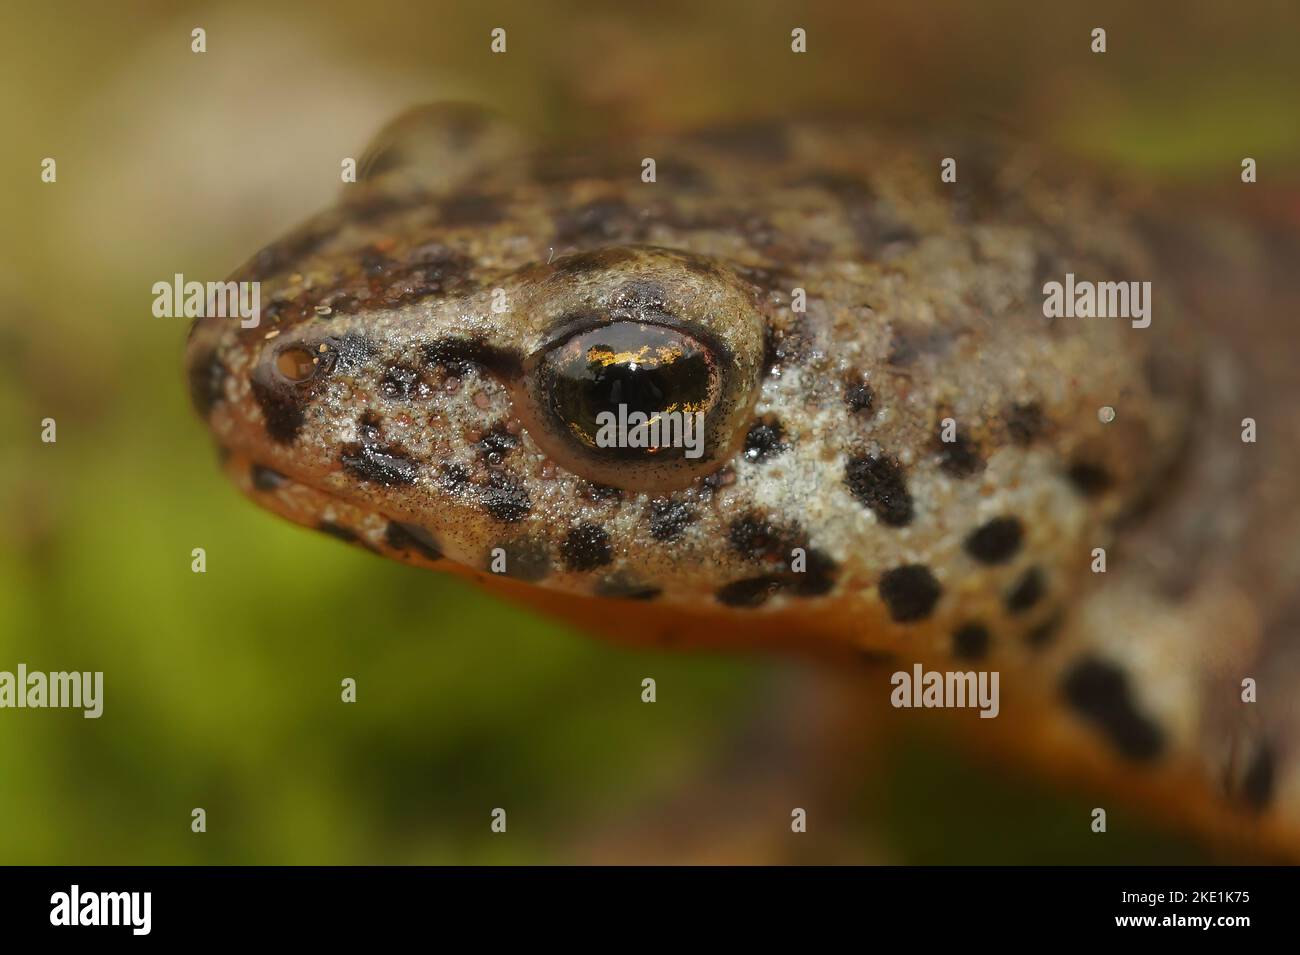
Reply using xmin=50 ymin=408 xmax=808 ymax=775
xmin=543 ymin=322 xmax=713 ymax=455
xmin=591 ymin=352 xmax=667 ymax=415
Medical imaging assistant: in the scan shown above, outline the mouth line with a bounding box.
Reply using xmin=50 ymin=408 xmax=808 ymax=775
xmin=236 ymin=443 xmax=450 ymax=558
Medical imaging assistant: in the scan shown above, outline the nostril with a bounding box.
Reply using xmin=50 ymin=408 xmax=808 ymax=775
xmin=275 ymin=346 xmax=321 ymax=383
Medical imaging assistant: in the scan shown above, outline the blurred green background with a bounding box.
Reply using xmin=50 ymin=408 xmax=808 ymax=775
xmin=2 ymin=0 xmax=1297 ymax=864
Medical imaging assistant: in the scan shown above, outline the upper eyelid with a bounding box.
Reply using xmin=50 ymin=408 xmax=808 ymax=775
xmin=535 ymin=312 xmax=730 ymax=364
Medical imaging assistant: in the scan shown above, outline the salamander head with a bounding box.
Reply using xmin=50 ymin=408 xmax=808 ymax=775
xmin=187 ymin=104 xmax=1198 ymax=654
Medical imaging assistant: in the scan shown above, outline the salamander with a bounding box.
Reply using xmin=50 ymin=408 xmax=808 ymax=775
xmin=185 ymin=103 xmax=1300 ymax=857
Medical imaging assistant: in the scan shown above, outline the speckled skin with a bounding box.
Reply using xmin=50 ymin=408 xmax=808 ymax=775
xmin=187 ymin=104 xmax=1299 ymax=855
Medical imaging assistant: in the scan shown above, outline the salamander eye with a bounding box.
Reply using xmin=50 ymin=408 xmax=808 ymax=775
xmin=541 ymin=322 xmax=719 ymax=454
xmin=520 ymin=317 xmax=744 ymax=490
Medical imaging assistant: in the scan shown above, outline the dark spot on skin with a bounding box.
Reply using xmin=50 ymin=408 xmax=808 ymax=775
xmin=277 ymin=244 xmax=470 ymax=320
xmin=438 ymin=194 xmax=505 ymax=227
xmin=718 ymin=536 xmax=837 ymax=603
xmin=477 ymin=426 xmax=519 ymax=466
xmin=250 ymin=464 xmax=286 ymax=492
xmin=423 ymin=338 xmax=524 ymax=380
xmin=1005 ymin=402 xmax=1046 ymax=445
xmin=844 ymin=378 xmax=875 ymax=414
xmin=1240 ymin=742 xmax=1275 ymax=811
xmin=728 ymin=515 xmax=789 ymax=563
xmin=249 ymin=376 xmax=308 ymax=444
xmin=379 ymin=364 xmax=429 ymax=401
xmin=480 ymin=470 xmax=532 ymax=522
xmin=1006 ymin=566 xmax=1046 ymax=614
xmin=560 ymin=523 xmax=613 ymax=571
xmin=878 ymin=565 xmax=942 ymax=623
xmin=1060 ymin=658 xmax=1165 ymax=761
xmin=595 ymin=577 xmax=662 ymax=601
xmin=936 ymin=430 xmax=984 ymax=478
xmin=1067 ymin=461 xmax=1112 ymax=497
xmin=1026 ymin=612 xmax=1063 ymax=648
xmin=357 ymin=413 xmax=382 ymax=444
xmin=716 ymin=576 xmax=786 ymax=608
xmin=555 ymin=198 xmax=643 ymax=245
xmin=187 ymin=348 xmax=228 ymax=418
xmin=317 ymin=521 xmax=358 ymax=543
xmin=440 ymin=463 xmax=471 ymax=490
xmin=489 ymin=537 xmax=552 ymax=582
xmin=377 ymin=250 xmax=474 ymax=308
xmin=743 ymin=419 xmax=787 ymax=463
xmin=845 ymin=454 xmax=913 ymax=527
xmin=478 ymin=428 xmax=517 ymax=454
xmin=648 ymin=499 xmax=697 ymax=542
xmin=384 ymin=521 xmax=442 ymax=561
xmin=952 ymin=623 xmax=991 ymax=660
xmin=964 ymin=517 xmax=1024 ymax=565
xmin=790 ymin=548 xmax=838 ymax=597
xmin=321 ymin=334 xmax=379 ymax=374
xmin=361 ymin=248 xmax=396 ymax=277
xmin=340 ymin=444 xmax=420 ymax=487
